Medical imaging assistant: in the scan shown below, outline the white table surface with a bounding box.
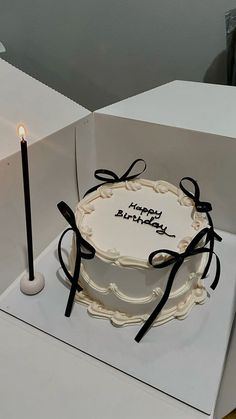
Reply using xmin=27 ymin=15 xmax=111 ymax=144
xmin=0 ymin=309 xmax=210 ymax=419
xmin=1 ymin=309 xmax=235 ymax=419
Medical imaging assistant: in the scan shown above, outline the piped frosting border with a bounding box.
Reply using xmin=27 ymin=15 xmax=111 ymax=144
xmin=75 ymin=179 xmax=208 ymax=268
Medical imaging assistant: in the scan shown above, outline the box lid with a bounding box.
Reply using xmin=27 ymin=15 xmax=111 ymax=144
xmin=0 ymin=58 xmax=90 ymax=160
xmin=97 ymin=80 xmax=236 ymax=139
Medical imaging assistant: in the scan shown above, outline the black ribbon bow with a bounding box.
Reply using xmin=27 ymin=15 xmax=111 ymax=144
xmin=180 ymin=177 xmax=213 ymax=213
xmin=57 ymin=201 xmax=95 ymax=317
xmin=135 ymin=227 xmax=221 ymax=343
xmin=179 ymin=177 xmax=222 ymax=278
xmin=84 ymin=158 xmax=147 ymax=197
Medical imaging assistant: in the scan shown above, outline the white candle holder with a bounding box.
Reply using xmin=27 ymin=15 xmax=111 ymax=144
xmin=20 ymin=272 xmax=45 ymax=295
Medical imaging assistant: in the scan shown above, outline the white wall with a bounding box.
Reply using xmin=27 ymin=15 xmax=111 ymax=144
xmin=0 ymin=1 xmax=235 ymax=110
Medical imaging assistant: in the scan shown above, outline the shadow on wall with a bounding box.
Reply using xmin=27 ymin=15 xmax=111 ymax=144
xmin=203 ymin=50 xmax=227 ymax=85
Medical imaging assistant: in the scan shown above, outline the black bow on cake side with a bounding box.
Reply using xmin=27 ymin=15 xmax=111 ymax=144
xmin=58 ymin=158 xmax=146 ymax=317
xmin=84 ymin=158 xmax=147 ymax=197
xmin=135 ymin=177 xmax=222 ymax=343
xmin=179 ymin=177 xmax=222 ymax=277
xmin=57 ymin=201 xmax=95 ymax=317
xmin=135 ymin=227 xmax=221 ymax=343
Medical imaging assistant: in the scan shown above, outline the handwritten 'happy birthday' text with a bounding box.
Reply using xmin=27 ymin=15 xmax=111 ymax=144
xmin=114 ymin=202 xmax=176 ymax=238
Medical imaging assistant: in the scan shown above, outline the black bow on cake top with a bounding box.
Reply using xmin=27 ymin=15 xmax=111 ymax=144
xmin=84 ymin=158 xmax=146 ymax=196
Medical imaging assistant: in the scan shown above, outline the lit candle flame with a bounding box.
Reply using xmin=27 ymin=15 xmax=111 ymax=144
xmin=18 ymin=125 xmax=26 ymax=141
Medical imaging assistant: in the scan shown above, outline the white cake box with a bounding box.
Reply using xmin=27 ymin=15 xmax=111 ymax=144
xmin=0 ymin=68 xmax=236 ymax=418
xmin=0 ymin=58 xmax=90 ymax=292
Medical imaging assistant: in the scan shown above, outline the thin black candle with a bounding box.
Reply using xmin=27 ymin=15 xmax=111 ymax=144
xmin=20 ymin=132 xmax=34 ymax=281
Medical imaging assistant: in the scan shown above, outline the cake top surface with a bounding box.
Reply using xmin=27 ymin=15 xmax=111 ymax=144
xmin=76 ymin=179 xmax=207 ymax=267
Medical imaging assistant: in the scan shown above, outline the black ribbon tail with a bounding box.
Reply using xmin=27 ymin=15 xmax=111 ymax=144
xmin=58 ymin=229 xmax=83 ymax=318
xmin=135 ymin=261 xmax=181 ymax=343
xmin=57 ymin=227 xmax=82 ymax=292
xmin=65 ymin=241 xmax=82 ymax=317
xmin=202 ymin=215 xmax=222 ymax=280
xmin=210 ymin=253 xmax=221 ymax=290
xmin=214 ymin=231 xmax=222 ymax=242
xmin=65 ymin=275 xmax=80 ymax=317
xmin=202 ymin=227 xmax=214 ymax=280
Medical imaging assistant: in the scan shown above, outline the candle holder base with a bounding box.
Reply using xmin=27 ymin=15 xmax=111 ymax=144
xmin=20 ymin=272 xmax=45 ymax=295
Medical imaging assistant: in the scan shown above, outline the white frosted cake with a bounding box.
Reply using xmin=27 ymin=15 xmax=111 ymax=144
xmin=69 ymin=178 xmax=209 ymax=327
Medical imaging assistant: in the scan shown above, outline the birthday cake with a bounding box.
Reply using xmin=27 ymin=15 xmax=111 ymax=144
xmin=68 ymin=177 xmax=212 ymax=330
